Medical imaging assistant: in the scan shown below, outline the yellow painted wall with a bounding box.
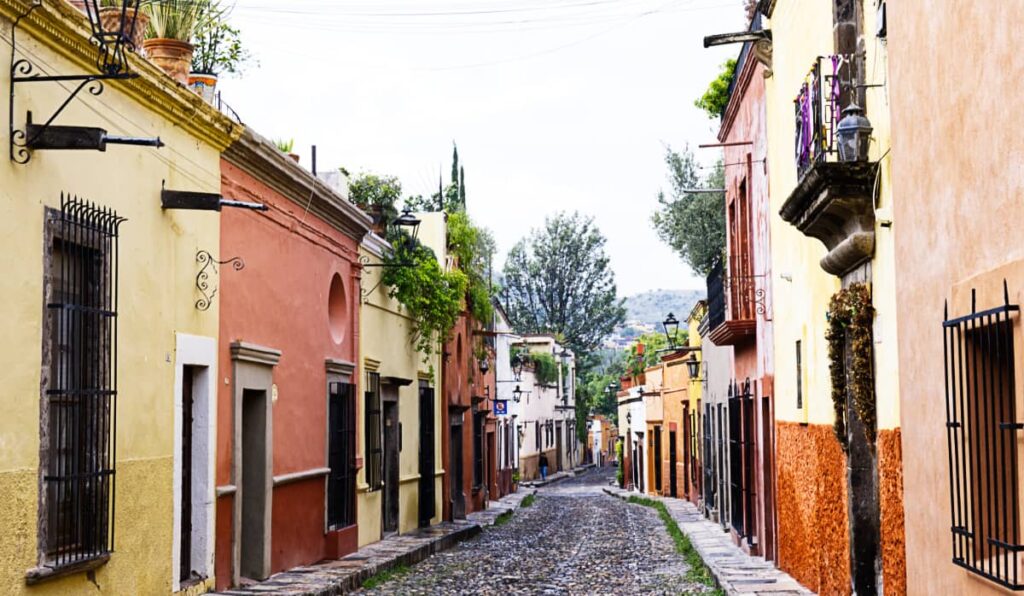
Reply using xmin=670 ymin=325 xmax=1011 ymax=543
xmin=764 ymin=1 xmax=898 ymax=431
xmin=0 ymin=2 xmax=234 ymax=593
xmin=356 ymin=213 xmax=445 ymax=547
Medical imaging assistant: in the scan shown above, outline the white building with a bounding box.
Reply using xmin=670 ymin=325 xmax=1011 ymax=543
xmin=515 ymin=335 xmax=578 ymax=480
xmin=492 ymin=302 xmax=520 ymax=494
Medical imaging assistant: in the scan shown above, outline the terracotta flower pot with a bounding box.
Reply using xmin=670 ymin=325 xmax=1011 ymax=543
xmin=99 ymin=7 xmax=149 ymax=52
xmin=142 ymin=38 xmax=194 ymax=84
xmin=188 ymin=72 xmax=218 ymax=103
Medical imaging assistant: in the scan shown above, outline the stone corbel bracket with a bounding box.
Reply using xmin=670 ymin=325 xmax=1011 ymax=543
xmin=779 ymin=161 xmax=880 ymax=277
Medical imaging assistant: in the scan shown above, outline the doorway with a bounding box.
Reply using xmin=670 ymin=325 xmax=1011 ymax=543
xmin=555 ymin=422 xmax=563 ymax=472
xmin=240 ymin=389 xmax=269 ymax=581
xmin=418 ymin=384 xmax=435 ymax=527
xmin=382 ymin=392 xmax=400 ymax=535
xmin=669 ymin=430 xmax=678 ymax=498
xmin=179 ymin=366 xmax=197 ymax=586
xmin=449 ymin=420 xmax=465 ymax=519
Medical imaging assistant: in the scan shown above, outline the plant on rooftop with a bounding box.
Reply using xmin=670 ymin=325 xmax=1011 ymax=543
xmin=274 ymin=138 xmax=295 ymax=153
xmin=695 ymin=58 xmax=737 ymax=120
xmin=191 ymin=1 xmax=252 ymax=77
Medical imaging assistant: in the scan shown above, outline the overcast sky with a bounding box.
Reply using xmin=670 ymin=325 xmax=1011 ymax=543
xmin=218 ymin=0 xmax=743 ymax=296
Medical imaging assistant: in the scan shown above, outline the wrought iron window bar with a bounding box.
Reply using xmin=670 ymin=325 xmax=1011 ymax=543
xmin=943 ymin=282 xmax=1024 ymax=590
xmin=9 ymin=2 xmax=162 ymax=164
xmin=327 ymin=382 xmax=356 ymax=529
xmin=42 ymin=195 xmax=125 ymax=571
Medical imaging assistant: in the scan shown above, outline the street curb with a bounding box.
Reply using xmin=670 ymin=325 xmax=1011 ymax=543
xmin=217 ymin=487 xmax=541 ymax=595
xmin=602 ymin=487 xmax=813 ymax=596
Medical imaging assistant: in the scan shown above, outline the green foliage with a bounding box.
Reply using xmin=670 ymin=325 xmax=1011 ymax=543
xmin=512 ymin=469 xmax=520 ymax=484
xmin=521 ymin=494 xmax=536 ymax=508
xmin=651 ymin=146 xmax=726 ymax=277
xmin=492 ymin=510 xmax=514 ymax=527
xmin=695 ymin=58 xmax=737 ymax=119
xmin=503 ymin=212 xmax=626 ymax=356
xmin=361 ymin=564 xmax=411 ymax=590
xmin=826 ymin=283 xmax=875 ymax=451
xmin=274 ymin=138 xmax=294 ymax=153
xmin=624 ymin=330 xmax=688 ymax=377
xmin=447 ymin=211 xmax=495 ymax=325
xmin=191 ymin=3 xmax=253 ymax=76
xmin=382 ymin=243 xmax=467 ymax=363
xmin=616 ymin=442 xmax=624 ymax=486
xmin=145 ymin=0 xmax=209 ymax=41
xmin=348 ymin=173 xmax=402 ymax=227
xmin=627 ymin=497 xmax=717 ymax=587
xmin=529 ymin=352 xmax=559 ymax=386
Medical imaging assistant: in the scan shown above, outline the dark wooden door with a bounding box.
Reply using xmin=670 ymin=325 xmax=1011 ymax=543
xmin=418 ymin=386 xmax=435 ymax=527
xmin=383 ymin=400 xmax=399 ymax=533
xmin=328 ymin=382 xmax=356 ymax=529
xmin=180 ymin=366 xmax=194 ymax=583
xmin=669 ymin=431 xmax=678 ymax=498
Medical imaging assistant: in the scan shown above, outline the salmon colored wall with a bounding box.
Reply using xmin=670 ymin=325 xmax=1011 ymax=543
xmin=215 ymin=159 xmax=361 ymax=586
xmin=887 ymin=2 xmax=1024 ymax=593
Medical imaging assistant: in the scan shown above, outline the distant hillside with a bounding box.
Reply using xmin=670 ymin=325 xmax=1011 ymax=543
xmin=623 ymin=289 xmax=703 ymax=326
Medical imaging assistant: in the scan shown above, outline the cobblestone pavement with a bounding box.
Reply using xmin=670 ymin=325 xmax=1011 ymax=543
xmin=358 ymin=468 xmax=715 ymax=595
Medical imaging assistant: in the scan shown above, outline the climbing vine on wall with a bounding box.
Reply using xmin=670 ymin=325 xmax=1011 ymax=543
xmin=825 ymin=283 xmax=876 ymax=452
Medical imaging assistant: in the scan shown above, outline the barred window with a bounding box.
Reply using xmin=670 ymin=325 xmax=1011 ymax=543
xmin=327 ymin=382 xmax=356 ymax=529
xmin=944 ymin=285 xmax=1021 ymax=589
xmin=41 ymin=197 xmax=124 ymax=569
xmin=364 ymin=372 xmax=383 ymax=491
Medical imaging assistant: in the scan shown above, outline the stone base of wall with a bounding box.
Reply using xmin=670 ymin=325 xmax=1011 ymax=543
xmin=776 ymin=421 xmax=851 ymax=595
xmin=878 ymin=427 xmax=907 ymax=596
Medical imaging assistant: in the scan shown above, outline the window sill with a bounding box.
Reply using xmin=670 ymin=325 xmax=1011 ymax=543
xmin=26 ymin=553 xmax=110 ymax=585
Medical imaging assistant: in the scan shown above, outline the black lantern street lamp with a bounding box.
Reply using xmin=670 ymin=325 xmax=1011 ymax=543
xmin=83 ymin=0 xmax=143 ymax=76
xmin=512 ymin=385 xmax=523 ymax=403
xmin=662 ymin=312 xmax=680 ymax=348
xmin=511 ymin=353 xmax=524 ymax=381
xmin=392 ymin=208 xmax=421 ymax=249
xmin=836 ymin=103 xmax=873 ymax=162
xmin=626 ymin=411 xmax=632 ymax=425
xmin=478 ymin=357 xmax=490 ymax=376
xmin=686 ymin=356 xmax=701 ymax=379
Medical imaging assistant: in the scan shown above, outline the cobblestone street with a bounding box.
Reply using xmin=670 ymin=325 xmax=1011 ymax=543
xmin=358 ymin=469 xmax=714 ymax=595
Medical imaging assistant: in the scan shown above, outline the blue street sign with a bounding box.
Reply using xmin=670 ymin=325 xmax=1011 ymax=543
xmin=493 ymin=400 xmax=508 ymax=416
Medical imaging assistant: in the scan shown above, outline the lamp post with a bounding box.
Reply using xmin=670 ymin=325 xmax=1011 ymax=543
xmin=392 ymin=208 xmax=421 ymax=250
xmin=836 ymin=103 xmax=873 ymax=162
xmin=82 ymin=0 xmax=143 ymax=75
xmin=512 ymin=385 xmax=523 ymax=403
xmin=662 ymin=312 xmax=680 ymax=348
xmin=511 ymin=353 xmax=524 ymax=381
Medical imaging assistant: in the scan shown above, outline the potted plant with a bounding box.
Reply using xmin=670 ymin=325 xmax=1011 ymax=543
xmin=142 ymin=0 xmax=209 ymax=84
xmin=98 ymin=0 xmax=150 ymax=51
xmin=274 ymin=138 xmax=299 ymax=163
xmin=189 ymin=1 xmax=249 ymax=102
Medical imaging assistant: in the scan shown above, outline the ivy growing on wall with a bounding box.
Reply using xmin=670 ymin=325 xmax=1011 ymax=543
xmin=825 ymin=283 xmax=876 ymax=451
xmin=531 ymin=352 xmax=560 ymax=386
xmin=447 ymin=211 xmax=494 ymax=325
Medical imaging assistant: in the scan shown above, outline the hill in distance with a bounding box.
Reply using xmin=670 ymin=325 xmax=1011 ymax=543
xmin=622 ymin=289 xmax=703 ymax=327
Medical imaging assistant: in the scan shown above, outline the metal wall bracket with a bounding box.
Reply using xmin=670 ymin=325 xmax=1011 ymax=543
xmin=195 ymin=250 xmax=245 ymax=311
xmin=162 ymin=188 xmax=267 ymax=212
xmin=8 ymin=3 xmax=158 ymax=164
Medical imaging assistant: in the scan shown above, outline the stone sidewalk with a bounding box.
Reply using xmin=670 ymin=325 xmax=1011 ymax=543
xmin=215 ymin=488 xmax=537 ymax=595
xmin=603 ymin=485 xmax=813 ymax=596
xmin=520 ymin=462 xmax=597 ymax=489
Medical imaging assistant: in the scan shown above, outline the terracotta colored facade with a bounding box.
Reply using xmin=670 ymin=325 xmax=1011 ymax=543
xmin=214 ymin=130 xmax=370 ymax=589
xmin=707 ymin=21 xmax=777 ymax=559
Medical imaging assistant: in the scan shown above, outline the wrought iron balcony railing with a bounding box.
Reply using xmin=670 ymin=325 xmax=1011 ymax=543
xmin=706 ymin=257 xmax=764 ymax=345
xmin=794 ymin=54 xmax=854 ymax=178
xmin=707 ymin=259 xmax=726 ymax=332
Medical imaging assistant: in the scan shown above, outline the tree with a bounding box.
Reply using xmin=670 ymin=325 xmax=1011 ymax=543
xmin=348 ymin=172 xmax=402 ymax=225
xmin=695 ymin=58 xmax=737 ymax=120
xmin=502 ymin=212 xmax=626 ymax=356
xmin=651 ymin=146 xmax=726 ymax=277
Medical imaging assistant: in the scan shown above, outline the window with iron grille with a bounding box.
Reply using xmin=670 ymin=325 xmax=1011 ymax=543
xmin=364 ymin=372 xmax=383 ymax=491
xmin=944 ymin=286 xmax=1022 ymax=589
xmin=328 ymin=382 xmax=356 ymax=529
xmin=41 ymin=197 xmax=125 ymax=568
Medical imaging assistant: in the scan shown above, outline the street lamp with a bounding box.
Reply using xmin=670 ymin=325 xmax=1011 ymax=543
xmin=686 ymin=355 xmax=702 ymax=380
xmin=511 ymin=353 xmax=524 ymax=381
xmin=83 ymin=0 xmax=144 ymax=75
xmin=392 ymin=208 xmax=421 ymax=250
xmin=836 ymin=103 xmax=873 ymax=162
xmin=662 ymin=312 xmax=680 ymax=348
xmin=512 ymin=385 xmax=523 ymax=403
xmin=478 ymin=357 xmax=490 ymax=376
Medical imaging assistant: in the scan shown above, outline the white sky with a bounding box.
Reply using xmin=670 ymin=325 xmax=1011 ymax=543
xmin=218 ymin=0 xmax=743 ymax=294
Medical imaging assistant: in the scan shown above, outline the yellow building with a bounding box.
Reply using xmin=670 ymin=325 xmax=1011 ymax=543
xmin=356 ymin=213 xmax=446 ymax=545
xmin=0 ymin=2 xmax=238 ymax=594
xmin=760 ymin=0 xmax=904 ymax=593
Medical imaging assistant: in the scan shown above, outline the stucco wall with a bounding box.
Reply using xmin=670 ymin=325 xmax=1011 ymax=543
xmin=888 ymin=3 xmax=1024 ymax=592
xmin=0 ymin=3 xmax=230 ymax=592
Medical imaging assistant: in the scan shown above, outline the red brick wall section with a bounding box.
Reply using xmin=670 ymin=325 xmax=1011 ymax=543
xmin=776 ymin=421 xmax=851 ymax=595
xmin=878 ymin=428 xmax=907 ymax=596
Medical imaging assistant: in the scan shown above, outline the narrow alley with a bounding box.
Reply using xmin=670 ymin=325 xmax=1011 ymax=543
xmin=357 ymin=469 xmax=714 ymax=595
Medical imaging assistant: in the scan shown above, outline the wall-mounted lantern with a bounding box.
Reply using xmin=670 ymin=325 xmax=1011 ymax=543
xmin=662 ymin=312 xmax=680 ymax=348
xmin=686 ymin=355 xmax=703 ymax=381
xmin=9 ymin=1 xmax=162 ymax=164
xmin=392 ymin=208 xmax=421 ymax=249
xmin=512 ymin=385 xmax=522 ymax=403
xmin=836 ymin=103 xmax=873 ymax=162
xmin=511 ymin=353 xmax=524 ymax=381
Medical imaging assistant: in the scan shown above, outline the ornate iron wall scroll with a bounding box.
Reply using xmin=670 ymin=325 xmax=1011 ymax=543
xmin=195 ymin=250 xmax=244 ymax=311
